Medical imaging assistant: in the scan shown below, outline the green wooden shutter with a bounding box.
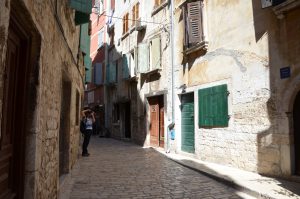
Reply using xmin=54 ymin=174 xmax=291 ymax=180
xmin=137 ymin=43 xmax=149 ymax=73
xmin=95 ymin=63 xmax=102 ymax=85
xmin=198 ymin=84 xmax=228 ymax=127
xmin=151 ymin=37 xmax=161 ymax=69
xmin=106 ymin=63 xmax=110 ymax=84
xmin=69 ymin=0 xmax=92 ymax=14
xmin=122 ymin=54 xmax=130 ymax=79
xmin=75 ymin=11 xmax=90 ymax=25
xmin=80 ymin=23 xmax=92 ymax=83
xmin=110 ymin=62 xmax=117 ymax=83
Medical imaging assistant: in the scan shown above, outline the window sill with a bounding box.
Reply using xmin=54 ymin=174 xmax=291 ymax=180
xmin=183 ymin=41 xmax=208 ymax=55
xmin=151 ymin=1 xmax=169 ymax=16
xmin=140 ymin=68 xmax=162 ymax=76
xmin=273 ymin=0 xmax=300 ymax=18
xmin=121 ymin=31 xmax=130 ymax=40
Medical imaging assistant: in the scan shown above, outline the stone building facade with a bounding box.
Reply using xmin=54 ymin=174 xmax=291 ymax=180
xmin=105 ymin=0 xmax=172 ymax=147
xmin=0 ymin=0 xmax=89 ymax=198
xmin=101 ymin=0 xmax=300 ymax=178
xmin=84 ymin=0 xmax=107 ymax=134
xmin=172 ymin=0 xmax=300 ymax=177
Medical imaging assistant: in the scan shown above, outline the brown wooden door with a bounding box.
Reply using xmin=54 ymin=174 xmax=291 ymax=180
xmin=0 ymin=17 xmax=29 ymax=199
xmin=149 ymin=98 xmax=159 ymax=147
xmin=159 ymin=105 xmax=164 ymax=148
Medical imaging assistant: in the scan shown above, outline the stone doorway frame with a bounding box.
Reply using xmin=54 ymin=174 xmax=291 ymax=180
xmin=7 ymin=1 xmax=42 ymax=198
xmin=282 ymin=80 xmax=300 ymax=176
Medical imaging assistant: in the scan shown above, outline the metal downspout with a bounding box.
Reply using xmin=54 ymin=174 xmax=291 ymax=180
xmin=167 ymin=0 xmax=175 ymax=153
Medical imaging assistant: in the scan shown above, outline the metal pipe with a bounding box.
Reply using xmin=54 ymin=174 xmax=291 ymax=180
xmin=167 ymin=0 xmax=175 ymax=153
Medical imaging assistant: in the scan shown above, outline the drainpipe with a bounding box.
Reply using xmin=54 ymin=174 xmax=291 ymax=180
xmin=167 ymin=0 xmax=175 ymax=153
xmin=104 ymin=0 xmax=110 ymax=129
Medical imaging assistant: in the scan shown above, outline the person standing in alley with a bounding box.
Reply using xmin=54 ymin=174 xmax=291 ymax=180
xmin=81 ymin=109 xmax=95 ymax=157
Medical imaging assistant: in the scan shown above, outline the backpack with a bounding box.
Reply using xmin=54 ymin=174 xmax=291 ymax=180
xmin=80 ymin=119 xmax=86 ymax=134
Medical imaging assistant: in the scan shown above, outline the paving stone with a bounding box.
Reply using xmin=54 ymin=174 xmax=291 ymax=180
xmin=59 ymin=138 xmax=245 ymax=198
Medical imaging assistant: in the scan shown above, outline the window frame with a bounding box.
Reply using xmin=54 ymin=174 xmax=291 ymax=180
xmin=149 ymin=37 xmax=161 ymax=71
xmin=182 ymin=0 xmax=208 ymax=54
xmin=122 ymin=13 xmax=129 ymax=35
xmin=155 ymin=0 xmax=167 ymax=7
xmin=132 ymin=3 xmax=140 ymax=27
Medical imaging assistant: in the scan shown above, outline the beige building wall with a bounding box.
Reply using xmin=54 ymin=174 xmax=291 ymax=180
xmin=0 ymin=0 xmax=84 ymax=198
xmin=173 ymin=0 xmax=300 ymax=177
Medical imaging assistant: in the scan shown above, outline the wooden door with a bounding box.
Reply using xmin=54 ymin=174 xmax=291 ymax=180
xmin=149 ymin=98 xmax=159 ymax=147
xmin=0 ymin=17 xmax=29 ymax=199
xmin=181 ymin=93 xmax=195 ymax=153
xmin=293 ymin=92 xmax=300 ymax=175
xmin=159 ymin=102 xmax=164 ymax=148
xmin=124 ymin=102 xmax=131 ymax=138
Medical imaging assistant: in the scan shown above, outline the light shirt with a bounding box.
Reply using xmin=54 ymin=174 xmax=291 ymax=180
xmin=85 ymin=118 xmax=93 ymax=130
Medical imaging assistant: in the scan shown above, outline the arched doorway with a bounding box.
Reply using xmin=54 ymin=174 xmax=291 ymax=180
xmin=293 ymin=92 xmax=300 ymax=175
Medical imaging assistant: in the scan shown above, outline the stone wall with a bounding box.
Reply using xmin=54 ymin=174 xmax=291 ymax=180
xmin=0 ymin=0 xmax=84 ymax=198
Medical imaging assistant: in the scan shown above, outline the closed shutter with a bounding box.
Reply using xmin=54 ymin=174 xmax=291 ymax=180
xmin=69 ymin=0 xmax=92 ymax=14
xmin=155 ymin=0 xmax=159 ymax=7
xmin=95 ymin=63 xmax=102 ymax=85
xmin=75 ymin=11 xmax=90 ymax=25
xmin=122 ymin=54 xmax=130 ymax=79
xmin=138 ymin=43 xmax=149 ymax=73
xmin=151 ymin=37 xmax=161 ymax=69
xmin=106 ymin=63 xmax=110 ymax=83
xmin=110 ymin=62 xmax=117 ymax=83
xmin=80 ymin=23 xmax=92 ymax=83
xmin=198 ymin=84 xmax=228 ymax=127
xmin=187 ymin=1 xmax=202 ymax=44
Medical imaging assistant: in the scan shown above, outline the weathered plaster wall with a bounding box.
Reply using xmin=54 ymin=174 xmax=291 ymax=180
xmin=173 ymin=0 xmax=297 ymax=176
xmin=0 ymin=0 xmax=84 ymax=198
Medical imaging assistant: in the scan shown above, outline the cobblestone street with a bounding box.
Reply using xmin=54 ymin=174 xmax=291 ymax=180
xmin=59 ymin=137 xmax=250 ymax=199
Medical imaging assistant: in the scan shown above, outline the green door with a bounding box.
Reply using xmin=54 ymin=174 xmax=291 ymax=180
xmin=181 ymin=93 xmax=195 ymax=153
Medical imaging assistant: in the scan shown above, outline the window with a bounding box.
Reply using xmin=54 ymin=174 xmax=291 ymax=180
xmin=107 ymin=61 xmax=117 ymax=83
xmin=113 ymin=104 xmax=120 ymax=123
xmin=183 ymin=1 xmax=205 ymax=49
xmin=198 ymin=84 xmax=228 ymax=127
xmin=122 ymin=50 xmax=137 ymax=79
xmin=132 ymin=3 xmax=139 ymax=27
xmin=137 ymin=37 xmax=161 ymax=74
xmin=94 ymin=63 xmax=103 ymax=85
xmin=88 ymin=91 xmax=94 ymax=104
xmin=155 ymin=0 xmax=166 ymax=7
xmin=98 ymin=29 xmax=104 ymax=48
xmin=150 ymin=37 xmax=161 ymax=70
xmin=137 ymin=43 xmax=149 ymax=73
xmin=123 ymin=13 xmax=129 ymax=34
xmin=109 ymin=27 xmax=114 ymax=47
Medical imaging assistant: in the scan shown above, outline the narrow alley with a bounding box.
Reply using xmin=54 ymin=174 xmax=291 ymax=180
xmin=59 ymin=137 xmax=249 ymax=199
